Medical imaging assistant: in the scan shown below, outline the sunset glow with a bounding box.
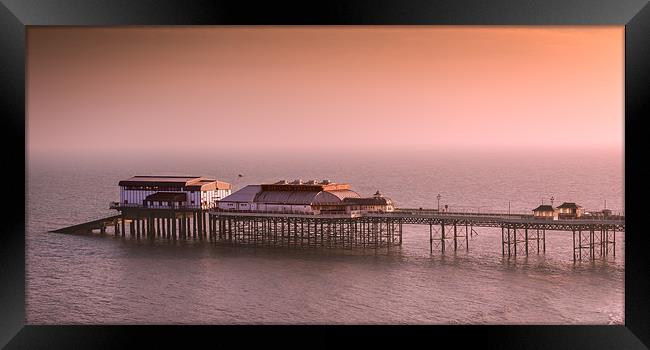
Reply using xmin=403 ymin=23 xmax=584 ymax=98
xmin=27 ymin=26 xmax=623 ymax=156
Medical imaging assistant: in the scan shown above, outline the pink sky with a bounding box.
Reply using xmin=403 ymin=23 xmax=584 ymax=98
xmin=27 ymin=26 xmax=623 ymax=157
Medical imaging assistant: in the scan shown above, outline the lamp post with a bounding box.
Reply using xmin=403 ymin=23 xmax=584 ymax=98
xmin=436 ymin=194 xmax=441 ymax=212
xmin=550 ymin=196 xmax=555 ymax=207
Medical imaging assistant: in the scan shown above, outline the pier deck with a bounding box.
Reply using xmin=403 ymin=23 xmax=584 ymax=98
xmin=52 ymin=207 xmax=624 ymax=262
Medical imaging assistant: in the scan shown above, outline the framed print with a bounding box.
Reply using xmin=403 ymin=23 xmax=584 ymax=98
xmin=1 ymin=0 xmax=648 ymax=348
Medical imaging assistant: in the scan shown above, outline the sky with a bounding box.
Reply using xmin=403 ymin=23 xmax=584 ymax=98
xmin=27 ymin=26 xmax=624 ymax=158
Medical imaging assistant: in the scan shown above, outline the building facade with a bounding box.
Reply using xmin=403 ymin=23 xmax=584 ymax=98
xmin=117 ymin=176 xmax=231 ymax=210
xmin=556 ymin=202 xmax=584 ymax=218
xmin=532 ymin=204 xmax=558 ymax=220
xmin=343 ymin=191 xmax=395 ymax=213
xmin=217 ymin=179 xmax=395 ymax=214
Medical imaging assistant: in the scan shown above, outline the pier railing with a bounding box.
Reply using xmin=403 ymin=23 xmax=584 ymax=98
xmin=109 ymin=202 xmax=215 ymax=210
xmin=212 ymin=208 xmax=364 ymax=217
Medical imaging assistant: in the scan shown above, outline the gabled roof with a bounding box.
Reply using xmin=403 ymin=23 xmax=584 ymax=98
xmin=556 ymin=202 xmax=581 ymax=209
xmin=145 ymin=192 xmax=187 ymax=202
xmin=119 ymin=175 xmax=231 ymax=189
xmin=532 ymin=205 xmax=555 ymax=212
xmin=220 ymin=185 xmax=262 ymax=202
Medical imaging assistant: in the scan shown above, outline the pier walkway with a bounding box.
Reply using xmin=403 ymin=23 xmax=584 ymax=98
xmin=52 ymin=206 xmax=624 ymax=262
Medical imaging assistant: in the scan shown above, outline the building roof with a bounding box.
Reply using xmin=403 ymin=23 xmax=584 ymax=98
xmin=119 ymin=175 xmax=231 ymax=189
xmin=532 ymin=205 xmax=555 ymax=212
xmin=220 ymin=185 xmax=262 ymax=202
xmin=185 ymin=180 xmax=232 ymax=191
xmin=220 ymin=184 xmax=360 ymax=206
xmin=253 ymin=189 xmax=360 ymax=205
xmin=343 ymin=197 xmax=393 ymax=206
xmin=556 ymin=202 xmax=581 ymax=209
xmin=261 ymin=179 xmax=351 ymax=192
xmin=145 ymin=192 xmax=187 ymax=202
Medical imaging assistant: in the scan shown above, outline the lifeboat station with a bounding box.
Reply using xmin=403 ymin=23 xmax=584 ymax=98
xmin=108 ymin=176 xmax=232 ymax=239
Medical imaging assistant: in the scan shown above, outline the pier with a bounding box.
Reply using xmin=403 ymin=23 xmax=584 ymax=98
xmin=51 ymin=206 xmax=624 ymax=262
xmin=206 ymin=209 xmax=624 ymax=261
xmin=50 ymin=176 xmax=624 ymax=262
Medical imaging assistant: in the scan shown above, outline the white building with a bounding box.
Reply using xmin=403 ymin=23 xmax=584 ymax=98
xmin=117 ymin=175 xmax=231 ymax=210
xmin=218 ymin=180 xmax=396 ymax=215
xmin=217 ymin=180 xmax=360 ymax=214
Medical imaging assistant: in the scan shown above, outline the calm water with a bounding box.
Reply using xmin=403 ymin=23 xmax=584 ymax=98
xmin=26 ymin=151 xmax=625 ymax=324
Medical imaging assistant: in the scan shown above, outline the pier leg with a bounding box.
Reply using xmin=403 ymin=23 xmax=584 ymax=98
xmin=572 ymin=229 xmax=576 ymax=262
xmin=453 ymin=222 xmax=457 ymax=251
xmin=578 ymin=230 xmax=582 ymax=260
xmin=507 ymin=227 xmax=511 ymax=258
xmin=399 ymin=220 xmax=403 ymax=245
xmin=441 ymin=223 xmax=445 ymax=253
xmin=209 ymin=215 xmax=213 ymax=237
xmin=201 ymin=212 xmax=210 ymax=235
xmin=543 ymin=229 xmax=546 ymax=254
xmin=161 ymin=217 xmax=166 ymax=238
xmin=525 ymin=227 xmax=528 ymax=255
xmin=590 ymin=229 xmax=595 ymax=260
xmin=121 ymin=216 xmax=126 ymax=237
xmin=429 ymin=223 xmax=433 ymax=253
xmin=501 ymin=226 xmax=505 ymax=256
xmin=513 ymin=228 xmax=517 ymax=257
xmin=193 ymin=212 xmax=197 ymax=238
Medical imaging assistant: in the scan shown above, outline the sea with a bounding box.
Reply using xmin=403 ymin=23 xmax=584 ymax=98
xmin=26 ymin=150 xmax=624 ymax=324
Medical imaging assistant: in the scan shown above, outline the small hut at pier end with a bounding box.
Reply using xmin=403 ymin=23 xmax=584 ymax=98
xmin=556 ymin=202 xmax=584 ymax=218
xmin=532 ymin=204 xmax=558 ymax=220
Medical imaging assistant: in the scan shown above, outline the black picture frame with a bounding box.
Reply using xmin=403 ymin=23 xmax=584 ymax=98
xmin=1 ymin=0 xmax=648 ymax=348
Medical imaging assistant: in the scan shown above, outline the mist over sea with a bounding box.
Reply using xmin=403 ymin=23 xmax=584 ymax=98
xmin=26 ymin=150 xmax=624 ymax=324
